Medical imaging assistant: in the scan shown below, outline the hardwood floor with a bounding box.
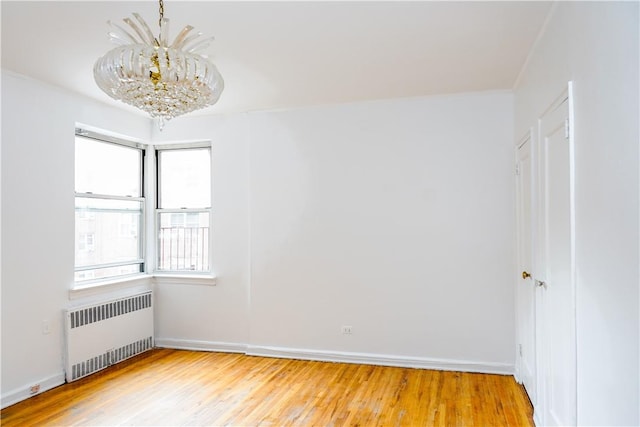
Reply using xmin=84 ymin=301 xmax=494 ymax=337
xmin=1 ymin=348 xmax=533 ymax=426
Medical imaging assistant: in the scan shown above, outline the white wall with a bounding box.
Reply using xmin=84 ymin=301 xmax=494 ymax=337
xmin=155 ymin=92 xmax=517 ymax=371
xmin=514 ymin=2 xmax=639 ymax=425
xmin=248 ymin=93 xmax=516 ymax=365
xmin=151 ymin=115 xmax=251 ymax=350
xmin=0 ymin=72 xmax=151 ymax=406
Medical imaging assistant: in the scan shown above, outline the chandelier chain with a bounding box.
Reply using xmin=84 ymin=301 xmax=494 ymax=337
xmin=158 ymin=0 xmax=164 ymax=28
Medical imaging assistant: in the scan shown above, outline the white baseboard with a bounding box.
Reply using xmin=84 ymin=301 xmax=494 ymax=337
xmin=247 ymin=345 xmax=514 ymax=375
xmin=155 ymin=338 xmax=513 ymax=375
xmin=1 ymin=372 xmax=65 ymax=409
xmin=155 ymin=338 xmax=248 ymax=354
xmin=533 ymin=408 xmax=542 ymax=426
xmin=513 ymin=370 xmax=523 ymax=384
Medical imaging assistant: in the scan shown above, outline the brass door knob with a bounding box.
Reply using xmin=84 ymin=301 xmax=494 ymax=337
xmin=522 ymin=271 xmax=531 ymax=279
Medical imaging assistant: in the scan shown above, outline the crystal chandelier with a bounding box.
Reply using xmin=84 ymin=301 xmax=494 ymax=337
xmin=94 ymin=0 xmax=224 ymax=130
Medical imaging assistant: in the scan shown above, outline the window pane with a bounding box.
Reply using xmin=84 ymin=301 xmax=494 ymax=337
xmin=75 ymin=264 xmax=142 ymax=283
xmin=75 ymin=197 xmax=142 ymax=268
xmin=157 ymin=211 xmax=209 ymax=271
xmin=76 ymin=136 xmax=141 ymax=197
xmin=158 ymin=148 xmax=210 ymax=208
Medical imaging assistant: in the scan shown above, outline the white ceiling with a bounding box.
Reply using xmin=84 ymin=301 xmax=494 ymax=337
xmin=1 ymin=1 xmax=552 ymax=117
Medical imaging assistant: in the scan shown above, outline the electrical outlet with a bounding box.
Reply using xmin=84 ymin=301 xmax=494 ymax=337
xmin=341 ymin=326 xmax=353 ymax=335
xmin=42 ymin=320 xmax=51 ymax=335
xmin=30 ymin=384 xmax=40 ymax=395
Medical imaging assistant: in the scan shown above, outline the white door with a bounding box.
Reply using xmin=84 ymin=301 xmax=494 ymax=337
xmin=516 ymin=134 xmax=536 ymax=405
xmin=537 ymin=84 xmax=576 ymax=426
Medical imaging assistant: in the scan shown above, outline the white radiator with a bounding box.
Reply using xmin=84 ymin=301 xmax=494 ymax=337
xmin=64 ymin=291 xmax=154 ymax=382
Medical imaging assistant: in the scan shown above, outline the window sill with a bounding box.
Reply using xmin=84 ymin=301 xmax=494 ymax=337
xmin=69 ymin=272 xmax=217 ymax=300
xmin=153 ymin=274 xmax=217 ymax=286
xmin=69 ymin=274 xmax=153 ymax=300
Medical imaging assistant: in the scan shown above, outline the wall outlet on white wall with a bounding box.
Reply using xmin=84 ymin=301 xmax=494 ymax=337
xmin=341 ymin=326 xmax=353 ymax=335
xmin=42 ymin=319 xmax=51 ymax=335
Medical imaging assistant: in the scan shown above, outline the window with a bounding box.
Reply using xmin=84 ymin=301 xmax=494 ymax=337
xmin=78 ymin=233 xmax=95 ymax=252
xmin=156 ymin=145 xmax=211 ymax=273
xmin=75 ymin=130 xmax=145 ymax=283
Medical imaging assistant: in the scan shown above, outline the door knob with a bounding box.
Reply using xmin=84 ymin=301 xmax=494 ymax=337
xmin=522 ymin=271 xmax=531 ymax=279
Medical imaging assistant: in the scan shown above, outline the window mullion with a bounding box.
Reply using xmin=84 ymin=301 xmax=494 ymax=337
xmin=75 ymin=192 xmax=145 ymax=202
xmin=75 ymin=259 xmax=146 ymax=272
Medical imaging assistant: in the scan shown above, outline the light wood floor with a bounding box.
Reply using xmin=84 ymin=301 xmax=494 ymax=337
xmin=1 ymin=348 xmax=533 ymax=426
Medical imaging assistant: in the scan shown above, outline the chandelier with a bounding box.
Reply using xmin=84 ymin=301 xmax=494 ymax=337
xmin=94 ymin=0 xmax=224 ymax=130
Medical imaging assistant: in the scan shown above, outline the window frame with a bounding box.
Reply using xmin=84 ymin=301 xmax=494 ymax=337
xmin=74 ymin=128 xmax=147 ymax=285
xmin=154 ymin=142 xmax=213 ymax=276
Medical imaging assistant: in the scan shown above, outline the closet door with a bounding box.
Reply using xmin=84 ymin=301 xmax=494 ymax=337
xmin=516 ymin=134 xmax=536 ymax=405
xmin=537 ymin=84 xmax=576 ymax=426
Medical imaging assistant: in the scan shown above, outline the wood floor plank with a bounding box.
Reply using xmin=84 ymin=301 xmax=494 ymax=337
xmin=1 ymin=348 xmax=533 ymax=426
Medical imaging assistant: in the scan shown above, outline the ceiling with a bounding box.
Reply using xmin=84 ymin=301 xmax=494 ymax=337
xmin=1 ymin=1 xmax=552 ymax=117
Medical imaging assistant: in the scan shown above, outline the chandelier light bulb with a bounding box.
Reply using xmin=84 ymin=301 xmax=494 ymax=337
xmin=93 ymin=2 xmax=224 ymax=130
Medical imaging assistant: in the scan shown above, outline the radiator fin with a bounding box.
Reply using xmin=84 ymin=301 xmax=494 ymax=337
xmin=70 ymin=336 xmax=154 ymax=381
xmin=69 ymin=293 xmax=152 ymax=329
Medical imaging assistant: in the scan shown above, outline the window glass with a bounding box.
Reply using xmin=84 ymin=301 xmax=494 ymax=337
xmin=75 ymin=137 xmax=141 ymax=197
xmin=158 ymin=148 xmax=210 ymax=208
xmin=157 ymin=211 xmax=210 ymax=271
xmin=75 ymin=197 xmax=143 ymax=268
